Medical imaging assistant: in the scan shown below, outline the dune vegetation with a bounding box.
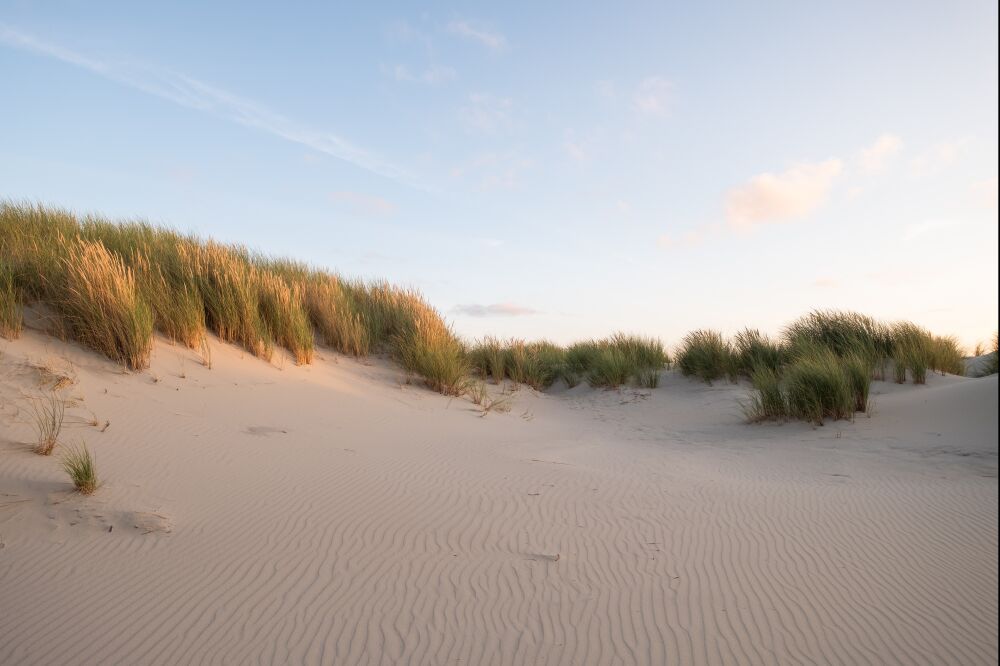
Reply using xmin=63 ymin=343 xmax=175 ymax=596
xmin=467 ymin=333 xmax=668 ymax=390
xmin=1 ymin=202 xmax=976 ymax=417
xmin=670 ymin=311 xmax=968 ymax=424
xmin=0 ymin=201 xmax=468 ymax=393
xmin=0 ymin=263 xmax=22 ymax=339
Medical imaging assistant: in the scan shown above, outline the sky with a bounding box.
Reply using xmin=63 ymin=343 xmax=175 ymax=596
xmin=1 ymin=1 xmax=998 ymax=350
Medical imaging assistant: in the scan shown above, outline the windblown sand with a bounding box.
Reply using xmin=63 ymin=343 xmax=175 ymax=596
xmin=1 ymin=329 xmax=996 ymax=665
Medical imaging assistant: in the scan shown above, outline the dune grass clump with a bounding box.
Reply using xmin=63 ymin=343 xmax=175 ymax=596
xmin=301 ymin=274 xmax=370 ymax=356
xmin=732 ymin=328 xmax=785 ymax=377
xmin=784 ymin=310 xmax=892 ymax=358
xmin=676 ymin=329 xmax=733 ymax=383
xmin=743 ymin=366 xmax=787 ymax=422
xmin=842 ymin=353 xmax=874 ymax=412
xmin=469 ymin=333 xmax=666 ymax=390
xmin=394 ymin=309 xmax=469 ymax=396
xmin=256 ymin=273 xmax=314 ymax=364
xmin=0 ymin=264 xmax=23 ymax=339
xmin=783 ymin=348 xmax=855 ymax=425
xmin=745 ymin=343 xmax=870 ymax=425
xmin=184 ymin=243 xmax=273 ymax=360
xmin=29 ymin=391 xmax=66 ymax=455
xmin=506 ymin=340 xmax=566 ymax=389
xmin=469 ymin=336 xmax=508 ymax=383
xmin=928 ymin=334 xmax=965 ymax=376
xmin=61 ymin=443 xmax=99 ymax=494
xmin=586 ymin=348 xmax=632 ymax=388
xmin=588 ymin=334 xmax=667 ymax=388
xmin=890 ymin=322 xmax=931 ymax=384
xmin=57 ymin=239 xmax=154 ymax=370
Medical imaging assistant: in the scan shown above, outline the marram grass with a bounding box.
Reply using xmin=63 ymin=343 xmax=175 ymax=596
xmin=0 ymin=263 xmax=23 ymax=339
xmin=0 ymin=201 xmax=466 ymax=394
xmin=676 ymin=329 xmax=733 ymax=383
xmin=61 ymin=443 xmax=99 ymax=495
xmin=468 ymin=333 xmax=667 ymax=389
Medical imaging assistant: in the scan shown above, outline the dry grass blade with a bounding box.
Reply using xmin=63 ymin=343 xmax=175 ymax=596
xmin=29 ymin=391 xmax=66 ymax=455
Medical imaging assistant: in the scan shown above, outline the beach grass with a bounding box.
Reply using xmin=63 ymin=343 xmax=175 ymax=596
xmin=469 ymin=333 xmax=666 ymax=389
xmin=61 ymin=443 xmax=99 ymax=494
xmin=676 ymin=329 xmax=733 ymax=383
xmin=0 ymin=264 xmax=22 ymax=339
xmin=0 ymin=201 xmax=467 ymax=394
xmin=30 ymin=391 xmax=66 ymax=455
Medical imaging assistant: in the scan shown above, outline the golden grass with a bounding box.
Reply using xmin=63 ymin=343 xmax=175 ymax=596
xmin=58 ymin=239 xmax=154 ymax=370
xmin=0 ymin=264 xmax=22 ymax=339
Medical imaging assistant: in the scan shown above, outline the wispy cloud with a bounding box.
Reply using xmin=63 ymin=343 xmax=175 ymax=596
xmin=446 ymin=20 xmax=506 ymax=50
xmin=725 ymin=159 xmax=843 ymax=230
xmin=459 ymin=93 xmax=512 ymax=133
xmin=329 ymin=191 xmax=396 ymax=216
xmin=452 ymin=302 xmax=539 ymax=317
xmin=633 ymin=76 xmax=671 ymax=116
xmin=858 ymin=133 xmax=903 ymax=174
xmin=0 ymin=24 xmax=417 ymax=188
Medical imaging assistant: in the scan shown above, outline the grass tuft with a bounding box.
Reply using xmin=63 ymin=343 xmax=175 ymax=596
xmin=29 ymin=391 xmax=66 ymax=455
xmin=783 ymin=347 xmax=855 ymax=425
xmin=732 ymin=328 xmax=785 ymax=377
xmin=61 ymin=443 xmax=99 ymax=494
xmin=395 ymin=310 xmax=469 ymax=396
xmin=57 ymin=239 xmax=154 ymax=370
xmin=743 ymin=366 xmax=787 ymax=422
xmin=676 ymin=329 xmax=733 ymax=383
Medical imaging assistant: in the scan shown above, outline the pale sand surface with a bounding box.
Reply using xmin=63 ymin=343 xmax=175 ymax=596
xmin=1 ymin=329 xmax=997 ymax=665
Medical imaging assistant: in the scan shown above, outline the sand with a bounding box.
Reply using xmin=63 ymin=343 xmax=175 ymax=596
xmin=1 ymin=328 xmax=997 ymax=665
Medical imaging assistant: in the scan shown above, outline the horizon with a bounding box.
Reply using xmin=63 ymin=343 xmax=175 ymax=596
xmin=2 ymin=2 xmax=997 ymax=350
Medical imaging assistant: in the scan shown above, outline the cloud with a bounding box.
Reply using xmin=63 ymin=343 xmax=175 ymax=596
xmin=0 ymin=24 xmax=418 ymax=188
xmin=388 ymin=63 xmax=456 ymax=85
xmin=633 ymin=77 xmax=671 ymax=116
xmin=458 ymin=93 xmax=512 ymax=133
xmin=858 ymin=134 xmax=903 ymax=173
xmin=812 ymin=277 xmax=839 ymax=288
xmin=725 ymin=159 xmax=843 ymax=229
xmin=447 ymin=20 xmax=506 ymax=50
xmin=451 ymin=302 xmax=539 ymax=317
xmin=329 ymin=191 xmax=396 ymax=216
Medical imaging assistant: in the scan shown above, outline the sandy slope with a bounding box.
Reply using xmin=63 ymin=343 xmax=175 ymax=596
xmin=1 ymin=329 xmax=996 ymax=666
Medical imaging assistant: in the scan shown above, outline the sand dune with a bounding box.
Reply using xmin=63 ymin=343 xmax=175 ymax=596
xmin=1 ymin=329 xmax=997 ymax=665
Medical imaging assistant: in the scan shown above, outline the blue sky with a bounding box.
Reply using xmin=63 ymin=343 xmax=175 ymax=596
xmin=2 ymin=1 xmax=997 ymax=349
